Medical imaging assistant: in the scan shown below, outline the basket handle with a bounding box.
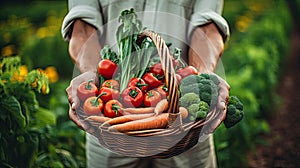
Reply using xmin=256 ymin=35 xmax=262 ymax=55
xmin=139 ymin=30 xmax=180 ymax=126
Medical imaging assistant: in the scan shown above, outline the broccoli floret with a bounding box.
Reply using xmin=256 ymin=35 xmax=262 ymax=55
xmin=187 ymin=104 xmax=200 ymax=114
xmin=224 ymin=96 xmax=244 ymax=128
xmin=199 ymin=101 xmax=210 ymax=113
xmin=179 ymin=92 xmax=201 ymax=108
xmin=187 ymin=101 xmax=210 ymax=121
xmin=199 ymin=73 xmax=220 ymax=85
xmin=180 ymin=76 xmax=219 ymax=106
xmin=180 ymin=74 xmax=202 ymax=86
xmin=208 ymin=74 xmax=220 ymax=85
xmin=195 ymin=110 xmax=207 ymax=119
xmin=180 ymin=83 xmax=201 ymax=96
xmin=198 ymin=73 xmax=210 ymax=80
xmin=198 ymin=79 xmax=218 ymax=106
xmin=199 ymin=92 xmax=211 ymax=104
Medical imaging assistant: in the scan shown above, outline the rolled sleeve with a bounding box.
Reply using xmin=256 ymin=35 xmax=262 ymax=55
xmin=188 ymin=0 xmax=230 ymax=42
xmin=61 ymin=5 xmax=103 ymax=41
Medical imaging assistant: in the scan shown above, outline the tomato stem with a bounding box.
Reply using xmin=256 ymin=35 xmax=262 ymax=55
xmin=129 ymin=88 xmax=139 ymax=98
xmin=112 ymin=104 xmax=121 ymax=115
xmin=147 ymin=90 xmax=154 ymax=97
xmin=135 ymin=81 xmax=148 ymax=88
xmin=85 ymin=79 xmax=94 ymax=90
xmin=90 ymin=92 xmax=107 ymax=107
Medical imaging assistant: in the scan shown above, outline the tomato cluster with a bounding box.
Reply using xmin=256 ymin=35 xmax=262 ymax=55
xmin=78 ymin=61 xmax=198 ymax=118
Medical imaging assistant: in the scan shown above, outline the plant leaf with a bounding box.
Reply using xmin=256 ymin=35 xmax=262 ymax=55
xmin=0 ymin=96 xmax=26 ymax=128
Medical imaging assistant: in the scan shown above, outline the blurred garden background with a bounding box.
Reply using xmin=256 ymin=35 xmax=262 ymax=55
xmin=0 ymin=0 xmax=299 ymax=167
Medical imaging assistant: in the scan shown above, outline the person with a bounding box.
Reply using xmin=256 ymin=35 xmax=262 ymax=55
xmin=61 ymin=0 xmax=230 ymax=167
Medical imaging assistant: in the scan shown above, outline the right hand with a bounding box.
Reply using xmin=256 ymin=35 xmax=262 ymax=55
xmin=66 ymin=71 xmax=99 ymax=130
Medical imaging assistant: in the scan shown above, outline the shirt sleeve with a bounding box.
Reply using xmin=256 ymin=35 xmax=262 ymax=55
xmin=188 ymin=0 xmax=230 ymax=41
xmin=61 ymin=0 xmax=104 ymax=41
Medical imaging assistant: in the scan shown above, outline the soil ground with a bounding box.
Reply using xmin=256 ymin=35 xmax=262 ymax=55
xmin=246 ymin=27 xmax=300 ymax=167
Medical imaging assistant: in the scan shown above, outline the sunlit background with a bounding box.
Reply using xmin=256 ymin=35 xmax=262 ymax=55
xmin=1 ymin=0 xmax=299 ymax=167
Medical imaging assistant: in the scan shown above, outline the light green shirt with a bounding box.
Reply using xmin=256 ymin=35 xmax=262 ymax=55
xmin=62 ymin=0 xmax=229 ymax=57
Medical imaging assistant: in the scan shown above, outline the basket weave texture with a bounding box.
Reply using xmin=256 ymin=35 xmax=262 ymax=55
xmin=80 ymin=30 xmax=219 ymax=158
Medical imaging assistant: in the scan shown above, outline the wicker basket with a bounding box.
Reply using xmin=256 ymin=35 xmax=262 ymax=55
xmin=79 ymin=30 xmax=220 ymax=158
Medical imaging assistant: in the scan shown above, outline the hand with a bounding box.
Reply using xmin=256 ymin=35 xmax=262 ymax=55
xmin=202 ymin=74 xmax=230 ymax=134
xmin=188 ymin=23 xmax=229 ymax=133
xmin=66 ymin=71 xmax=99 ymax=130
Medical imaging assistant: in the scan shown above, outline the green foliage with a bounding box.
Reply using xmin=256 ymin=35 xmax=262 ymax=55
xmin=0 ymin=56 xmax=86 ymax=167
xmin=0 ymin=56 xmax=50 ymax=167
xmin=215 ymin=0 xmax=291 ymax=167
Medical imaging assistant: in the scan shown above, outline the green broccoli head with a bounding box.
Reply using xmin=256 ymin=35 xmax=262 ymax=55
xmin=179 ymin=76 xmax=219 ymax=106
xmin=198 ymin=79 xmax=218 ymax=106
xmin=199 ymin=73 xmax=220 ymax=85
xmin=180 ymin=74 xmax=202 ymax=86
xmin=224 ymin=96 xmax=244 ymax=128
xmin=179 ymin=92 xmax=201 ymax=108
xmin=187 ymin=101 xmax=210 ymax=121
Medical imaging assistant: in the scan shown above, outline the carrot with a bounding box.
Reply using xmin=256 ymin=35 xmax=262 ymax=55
xmin=179 ymin=107 xmax=189 ymax=119
xmin=84 ymin=115 xmax=111 ymax=123
xmin=121 ymin=107 xmax=155 ymax=115
xmin=100 ymin=113 xmax=155 ymax=127
xmin=108 ymin=113 xmax=169 ymax=132
xmin=154 ymin=99 xmax=169 ymax=115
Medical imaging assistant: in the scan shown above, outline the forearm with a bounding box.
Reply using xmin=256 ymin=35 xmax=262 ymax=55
xmin=188 ymin=22 xmax=224 ymax=73
xmin=69 ymin=19 xmax=102 ymax=73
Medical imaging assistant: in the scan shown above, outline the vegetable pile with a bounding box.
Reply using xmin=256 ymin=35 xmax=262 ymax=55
xmin=77 ymin=8 xmax=244 ymax=133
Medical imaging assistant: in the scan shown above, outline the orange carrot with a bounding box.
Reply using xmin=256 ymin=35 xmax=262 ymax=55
xmin=121 ymin=107 xmax=155 ymax=115
xmin=154 ymin=99 xmax=169 ymax=115
xmin=85 ymin=115 xmax=111 ymax=123
xmin=100 ymin=113 xmax=155 ymax=127
xmin=108 ymin=113 xmax=169 ymax=132
xmin=179 ymin=107 xmax=189 ymax=119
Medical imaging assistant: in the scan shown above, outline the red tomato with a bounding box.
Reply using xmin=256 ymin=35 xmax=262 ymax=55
xmin=150 ymin=63 xmax=164 ymax=77
xmin=77 ymin=80 xmax=98 ymax=101
xmin=104 ymin=99 xmax=123 ymax=118
xmin=142 ymin=72 xmax=163 ymax=89
xmin=83 ymin=96 xmax=104 ymax=115
xmin=144 ymin=90 xmax=162 ymax=107
xmin=155 ymin=84 xmax=169 ymax=99
xmin=98 ymin=59 xmax=118 ymax=79
xmin=98 ymin=87 xmax=120 ymax=103
xmin=128 ymin=77 xmax=148 ymax=93
xmin=121 ymin=86 xmax=143 ymax=107
xmin=101 ymin=79 xmax=120 ymax=90
xmin=176 ymin=66 xmax=198 ymax=79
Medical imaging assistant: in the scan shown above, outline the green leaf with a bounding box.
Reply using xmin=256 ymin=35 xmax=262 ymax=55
xmin=33 ymin=107 xmax=56 ymax=128
xmin=0 ymin=96 xmax=26 ymax=128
